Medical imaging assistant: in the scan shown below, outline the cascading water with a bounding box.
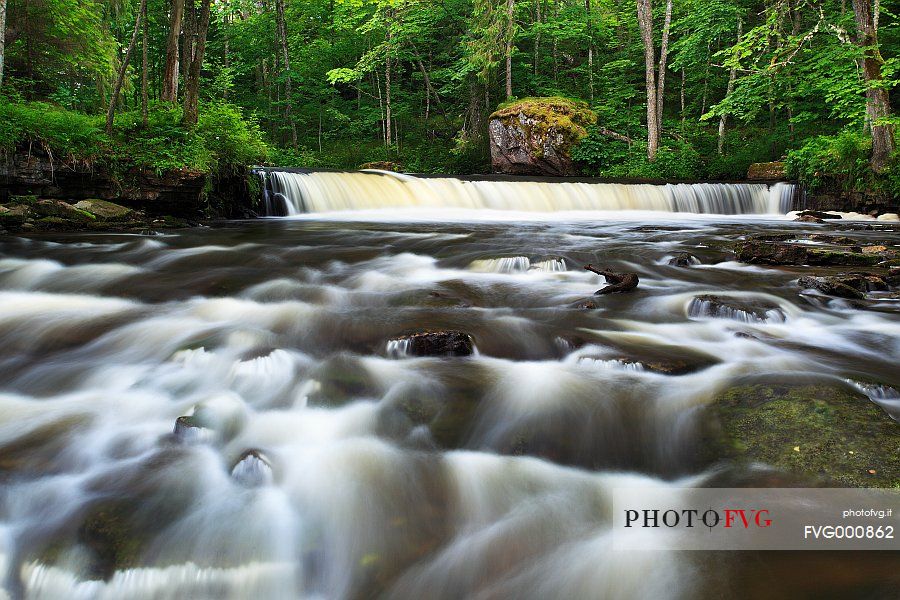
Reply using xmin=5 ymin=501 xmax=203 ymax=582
xmin=1 ymin=203 xmax=898 ymax=599
xmin=257 ymin=170 xmax=796 ymax=216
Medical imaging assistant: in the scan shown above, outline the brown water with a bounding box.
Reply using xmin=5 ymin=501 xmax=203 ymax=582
xmin=0 ymin=214 xmax=898 ymax=599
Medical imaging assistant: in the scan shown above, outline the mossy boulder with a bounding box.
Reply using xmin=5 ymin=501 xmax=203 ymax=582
xmin=704 ymin=383 xmax=900 ymax=487
xmin=746 ymin=161 xmax=787 ymax=180
xmin=488 ymin=96 xmax=596 ymax=176
xmin=74 ymin=199 xmax=136 ymax=221
xmin=359 ymin=161 xmax=403 ymax=172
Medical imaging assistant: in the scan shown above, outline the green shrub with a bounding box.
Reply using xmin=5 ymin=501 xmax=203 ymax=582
xmin=0 ymin=100 xmax=269 ymax=175
xmin=785 ymin=130 xmax=871 ymax=191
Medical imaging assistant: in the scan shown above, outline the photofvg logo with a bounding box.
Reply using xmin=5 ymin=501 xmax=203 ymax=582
xmin=612 ymin=488 xmax=900 ymax=551
xmin=624 ymin=507 xmax=772 ymax=530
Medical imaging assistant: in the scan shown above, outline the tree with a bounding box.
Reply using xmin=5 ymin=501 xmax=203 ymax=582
xmin=274 ymin=0 xmax=297 ymax=147
xmin=506 ymin=0 xmax=515 ymax=98
xmin=106 ymin=0 xmax=147 ymax=134
xmin=162 ymin=0 xmax=185 ymax=102
xmin=183 ymin=0 xmax=212 ymax=125
xmin=0 ymin=0 xmax=7 ymax=89
xmin=718 ymin=17 xmax=741 ymax=155
xmin=637 ymin=0 xmax=659 ymax=160
xmin=851 ymin=0 xmax=896 ymax=172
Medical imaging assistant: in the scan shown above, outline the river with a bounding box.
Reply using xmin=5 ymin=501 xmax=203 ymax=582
xmin=1 ymin=174 xmax=899 ymax=598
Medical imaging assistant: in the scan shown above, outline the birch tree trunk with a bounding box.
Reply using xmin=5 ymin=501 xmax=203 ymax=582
xmin=0 ymin=0 xmax=7 ymax=89
xmin=718 ymin=18 xmax=741 ymax=155
xmin=586 ymin=0 xmax=593 ymax=102
xmin=506 ymin=0 xmax=515 ymax=99
xmin=655 ymin=0 xmax=672 ymax=133
xmin=385 ymin=10 xmax=393 ymax=147
xmin=161 ymin=0 xmax=185 ymax=102
xmin=636 ymin=0 xmax=659 ymax=160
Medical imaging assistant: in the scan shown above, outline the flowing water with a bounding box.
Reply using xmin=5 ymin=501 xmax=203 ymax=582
xmin=259 ymin=170 xmax=796 ymax=216
xmin=1 ymin=176 xmax=899 ymax=599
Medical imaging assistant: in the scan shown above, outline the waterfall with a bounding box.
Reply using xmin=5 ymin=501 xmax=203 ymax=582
xmin=257 ymin=169 xmax=796 ymax=216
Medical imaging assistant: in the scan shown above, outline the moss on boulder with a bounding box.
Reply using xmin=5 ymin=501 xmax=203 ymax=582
xmin=488 ymin=97 xmax=596 ymax=176
xmin=705 ymin=383 xmax=900 ymax=487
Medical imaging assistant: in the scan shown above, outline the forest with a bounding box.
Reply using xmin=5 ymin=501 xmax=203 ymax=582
xmin=0 ymin=0 xmax=898 ymax=191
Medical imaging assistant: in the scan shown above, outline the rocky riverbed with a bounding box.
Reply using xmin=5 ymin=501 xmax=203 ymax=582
xmin=0 ymin=214 xmax=898 ymax=597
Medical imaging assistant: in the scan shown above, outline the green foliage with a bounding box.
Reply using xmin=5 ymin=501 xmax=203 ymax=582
xmin=0 ymin=101 xmax=269 ymax=175
xmin=0 ymin=101 xmax=108 ymax=163
xmin=785 ymin=131 xmax=872 ymax=192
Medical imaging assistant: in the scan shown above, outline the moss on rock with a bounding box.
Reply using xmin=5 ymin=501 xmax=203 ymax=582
xmin=706 ymin=383 xmax=900 ymax=487
xmin=488 ymin=97 xmax=596 ymax=176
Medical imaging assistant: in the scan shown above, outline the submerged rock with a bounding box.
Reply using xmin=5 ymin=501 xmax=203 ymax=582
xmin=735 ymin=236 xmax=880 ymax=267
xmin=798 ymin=274 xmax=888 ymax=300
xmin=667 ymin=252 xmax=701 ymax=267
xmin=387 ymin=331 xmax=475 ymax=357
xmin=488 ymin=97 xmax=596 ymax=176
xmin=584 ymin=264 xmax=639 ymax=294
xmin=702 ymin=383 xmax=900 ymax=487
xmin=796 ymin=210 xmax=842 ymax=220
xmin=230 ymin=449 xmax=275 ymax=487
xmin=173 ymin=415 xmax=215 ymax=444
xmin=688 ymin=295 xmax=785 ymax=323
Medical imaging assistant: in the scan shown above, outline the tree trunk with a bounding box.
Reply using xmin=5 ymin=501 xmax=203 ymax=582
xmin=141 ymin=0 xmax=148 ymax=125
xmin=680 ymin=67 xmax=685 ymax=130
xmin=106 ymin=0 xmax=147 ymax=134
xmin=183 ymin=0 xmax=211 ymax=126
xmin=656 ymin=0 xmax=672 ymax=133
xmin=506 ymin=0 xmax=515 ymax=99
xmin=586 ymin=0 xmax=593 ymax=102
xmin=275 ymin=0 xmax=297 ymax=147
xmin=851 ymin=0 xmax=895 ymax=172
xmin=0 ymin=0 xmax=7 ymax=89
xmin=636 ymin=0 xmax=659 ymax=160
xmin=385 ymin=11 xmax=393 ymax=147
xmin=181 ymin=1 xmax=196 ymax=92
xmin=718 ymin=18 xmax=741 ymax=155
xmin=161 ymin=0 xmax=185 ymax=102
xmin=533 ymin=0 xmax=540 ymax=79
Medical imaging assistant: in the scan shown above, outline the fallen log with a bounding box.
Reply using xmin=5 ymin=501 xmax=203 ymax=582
xmin=584 ymin=264 xmax=640 ymax=295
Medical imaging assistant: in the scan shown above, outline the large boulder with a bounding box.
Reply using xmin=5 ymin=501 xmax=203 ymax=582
xmin=488 ymin=97 xmax=595 ymax=176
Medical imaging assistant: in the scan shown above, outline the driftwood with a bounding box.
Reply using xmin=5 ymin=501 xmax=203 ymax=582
xmin=584 ymin=264 xmax=640 ymax=295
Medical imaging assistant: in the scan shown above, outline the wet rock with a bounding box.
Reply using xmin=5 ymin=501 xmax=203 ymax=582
xmin=667 ymin=252 xmax=700 ymax=267
xmin=387 ymin=331 xmax=474 ymax=357
xmin=746 ymin=161 xmax=786 ymax=180
xmin=796 ymin=210 xmax=842 ymax=220
xmin=488 ymin=97 xmax=596 ymax=176
xmin=808 ymin=234 xmax=858 ymax=245
xmin=231 ymin=449 xmax=275 ymax=487
xmin=571 ymin=299 xmax=599 ymax=309
xmin=688 ymin=295 xmax=785 ymax=323
xmin=32 ymin=199 xmax=96 ymax=222
xmin=702 ymin=383 xmax=900 ymax=487
xmin=862 ymin=245 xmax=888 ymax=254
xmin=73 ymin=199 xmax=137 ymax=221
xmin=425 ymin=290 xmax=472 ymax=309
xmin=173 ymin=415 xmax=214 ymax=444
xmin=78 ymin=501 xmax=145 ymax=579
xmin=735 ymin=237 xmax=880 ymax=267
xmin=795 ymin=215 xmax=824 ymax=224
xmin=798 ymin=274 xmax=888 ymax=300
xmin=0 ymin=204 xmax=28 ymax=226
